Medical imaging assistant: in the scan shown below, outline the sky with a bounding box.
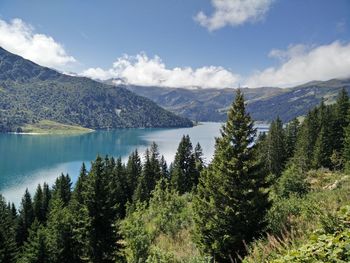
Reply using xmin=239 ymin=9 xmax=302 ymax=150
xmin=0 ymin=0 xmax=349 ymax=88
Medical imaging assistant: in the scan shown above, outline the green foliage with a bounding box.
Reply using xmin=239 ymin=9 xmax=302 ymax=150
xmin=274 ymin=164 xmax=310 ymax=199
xmin=270 ymin=206 xmax=350 ymax=263
xmin=17 ymin=189 xmax=34 ymax=246
xmin=171 ymin=135 xmax=200 ymax=194
xmin=0 ymin=195 xmax=18 ymax=263
xmin=193 ymin=89 xmax=270 ymax=262
xmin=120 ymin=180 xmax=200 ymax=263
xmin=265 ymin=117 xmax=287 ymax=179
xmin=18 ymin=222 xmax=50 ymax=263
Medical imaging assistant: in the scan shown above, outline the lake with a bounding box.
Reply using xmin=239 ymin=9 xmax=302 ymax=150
xmin=0 ymin=122 xmax=269 ymax=204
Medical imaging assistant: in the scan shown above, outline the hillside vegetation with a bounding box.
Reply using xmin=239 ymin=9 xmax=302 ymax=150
xmin=0 ymin=47 xmax=193 ymax=132
xmin=1 ymin=89 xmax=350 ymax=262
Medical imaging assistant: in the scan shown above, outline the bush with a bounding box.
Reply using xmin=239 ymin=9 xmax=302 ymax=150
xmin=275 ymin=164 xmax=310 ymax=198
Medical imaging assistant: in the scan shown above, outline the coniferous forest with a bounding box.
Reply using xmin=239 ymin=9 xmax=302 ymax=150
xmin=1 ymin=89 xmax=350 ymax=263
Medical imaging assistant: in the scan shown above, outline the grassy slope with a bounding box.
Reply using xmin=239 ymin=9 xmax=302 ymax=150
xmin=21 ymin=120 xmax=94 ymax=134
xmin=243 ymin=170 xmax=350 ymax=262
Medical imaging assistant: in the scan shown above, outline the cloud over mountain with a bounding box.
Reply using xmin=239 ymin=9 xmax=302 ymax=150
xmin=81 ymin=53 xmax=240 ymax=89
xmin=246 ymin=41 xmax=350 ymax=87
xmin=0 ymin=18 xmax=76 ymax=68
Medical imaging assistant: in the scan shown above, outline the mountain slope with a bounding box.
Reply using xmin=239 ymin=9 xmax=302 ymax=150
xmin=0 ymin=47 xmax=193 ymax=132
xmin=248 ymin=78 xmax=350 ymax=122
xmin=119 ymin=84 xmax=284 ymax=122
xmin=117 ymin=78 xmax=350 ymax=123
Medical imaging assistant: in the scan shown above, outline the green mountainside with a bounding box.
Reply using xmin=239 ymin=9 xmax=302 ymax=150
xmin=117 ymin=78 xmax=350 ymax=122
xmin=0 ymin=47 xmax=193 ymax=132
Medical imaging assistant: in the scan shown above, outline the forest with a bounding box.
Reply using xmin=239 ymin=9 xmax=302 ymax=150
xmin=1 ymin=89 xmax=350 ymax=263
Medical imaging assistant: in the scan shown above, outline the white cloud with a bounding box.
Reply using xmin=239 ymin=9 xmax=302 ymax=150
xmin=81 ymin=53 xmax=240 ymax=88
xmin=0 ymin=18 xmax=76 ymax=68
xmin=246 ymin=41 xmax=350 ymax=88
xmin=195 ymin=0 xmax=274 ymax=31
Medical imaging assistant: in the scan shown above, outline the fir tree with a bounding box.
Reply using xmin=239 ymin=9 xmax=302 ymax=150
xmin=46 ymin=198 xmax=80 ymax=263
xmin=133 ymin=144 xmax=162 ymax=202
xmin=125 ymin=150 xmax=142 ymax=201
xmin=33 ymin=184 xmax=45 ymax=223
xmin=84 ymin=156 xmax=120 ymax=262
xmin=285 ymin=118 xmax=300 ymax=159
xmin=193 ymin=89 xmax=269 ymax=262
xmin=333 ymin=88 xmax=349 ymax=153
xmin=171 ymin=135 xmax=199 ymax=194
xmin=0 ymin=195 xmax=18 ymax=263
xmin=266 ymin=117 xmax=287 ymax=179
xmin=41 ymin=183 xmax=51 ymax=223
xmin=52 ymin=174 xmax=72 ymax=206
xmin=17 ymin=189 xmax=34 ymax=246
xmin=18 ymin=221 xmax=50 ymax=263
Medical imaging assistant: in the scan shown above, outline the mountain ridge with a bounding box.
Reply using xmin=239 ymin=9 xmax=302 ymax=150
xmin=109 ymin=78 xmax=350 ymax=122
xmin=0 ymin=47 xmax=193 ymax=132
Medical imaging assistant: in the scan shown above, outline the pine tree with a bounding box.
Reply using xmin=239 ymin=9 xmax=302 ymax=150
xmin=17 ymin=189 xmax=34 ymax=246
xmin=293 ymin=107 xmax=320 ymax=170
xmin=265 ymin=117 xmax=287 ymax=179
xmin=312 ymin=102 xmax=333 ymax=169
xmin=41 ymin=183 xmax=51 ymax=223
xmin=193 ymin=89 xmax=269 ymax=262
xmin=18 ymin=221 xmax=50 ymax=263
xmin=0 ymin=195 xmax=18 ymax=263
xmin=160 ymin=155 xmax=169 ymax=180
xmin=46 ymin=198 xmax=80 ymax=263
xmin=285 ymin=118 xmax=300 ymax=159
xmin=133 ymin=144 xmax=162 ymax=202
xmin=333 ymin=88 xmax=349 ymax=153
xmin=171 ymin=135 xmax=199 ymax=194
xmin=194 ymin=142 xmax=205 ymax=173
xmin=84 ymin=156 xmax=120 ymax=262
xmin=73 ymin=163 xmax=88 ymax=205
xmin=109 ymin=157 xmax=128 ymax=218
xmin=33 ymin=184 xmax=45 ymax=223
xmin=126 ymin=150 xmax=142 ymax=201
xmin=52 ymin=174 xmax=72 ymax=206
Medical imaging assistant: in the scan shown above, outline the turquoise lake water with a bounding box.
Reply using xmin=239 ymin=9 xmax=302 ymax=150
xmin=0 ymin=122 xmax=268 ymax=204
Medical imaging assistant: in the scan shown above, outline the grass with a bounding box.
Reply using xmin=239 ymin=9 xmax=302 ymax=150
xmin=243 ymin=169 xmax=350 ymax=262
xmin=21 ymin=120 xmax=94 ymax=135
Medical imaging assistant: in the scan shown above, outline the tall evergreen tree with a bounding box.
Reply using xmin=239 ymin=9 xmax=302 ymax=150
xmin=171 ymin=135 xmax=199 ymax=194
xmin=46 ymin=198 xmax=80 ymax=263
xmin=125 ymin=150 xmax=142 ymax=201
xmin=194 ymin=142 xmax=205 ymax=173
xmin=293 ymin=107 xmax=320 ymax=170
xmin=52 ymin=174 xmax=72 ymax=206
xmin=84 ymin=156 xmax=120 ymax=262
xmin=17 ymin=189 xmax=34 ymax=246
xmin=312 ymin=102 xmax=333 ymax=169
xmin=0 ymin=195 xmax=18 ymax=263
xmin=41 ymin=183 xmax=51 ymax=223
xmin=133 ymin=144 xmax=162 ymax=202
xmin=333 ymin=88 xmax=350 ymax=153
xmin=33 ymin=184 xmax=45 ymax=223
xmin=285 ymin=118 xmax=300 ymax=159
xmin=265 ymin=117 xmax=287 ymax=179
xmin=18 ymin=221 xmax=50 ymax=263
xmin=193 ymin=89 xmax=269 ymax=262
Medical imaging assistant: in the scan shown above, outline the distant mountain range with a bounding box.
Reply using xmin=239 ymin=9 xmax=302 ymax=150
xmin=0 ymin=47 xmax=192 ymax=132
xmin=105 ymin=78 xmax=350 ymax=123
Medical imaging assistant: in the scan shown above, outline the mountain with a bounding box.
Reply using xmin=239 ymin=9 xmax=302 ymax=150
xmin=110 ymin=78 xmax=350 ymax=123
xmin=0 ymin=47 xmax=193 ymax=132
xmin=248 ymin=78 xmax=350 ymax=122
xmin=113 ymin=83 xmax=284 ymax=122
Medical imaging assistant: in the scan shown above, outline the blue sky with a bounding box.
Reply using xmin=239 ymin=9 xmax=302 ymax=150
xmin=0 ymin=0 xmax=349 ymax=88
